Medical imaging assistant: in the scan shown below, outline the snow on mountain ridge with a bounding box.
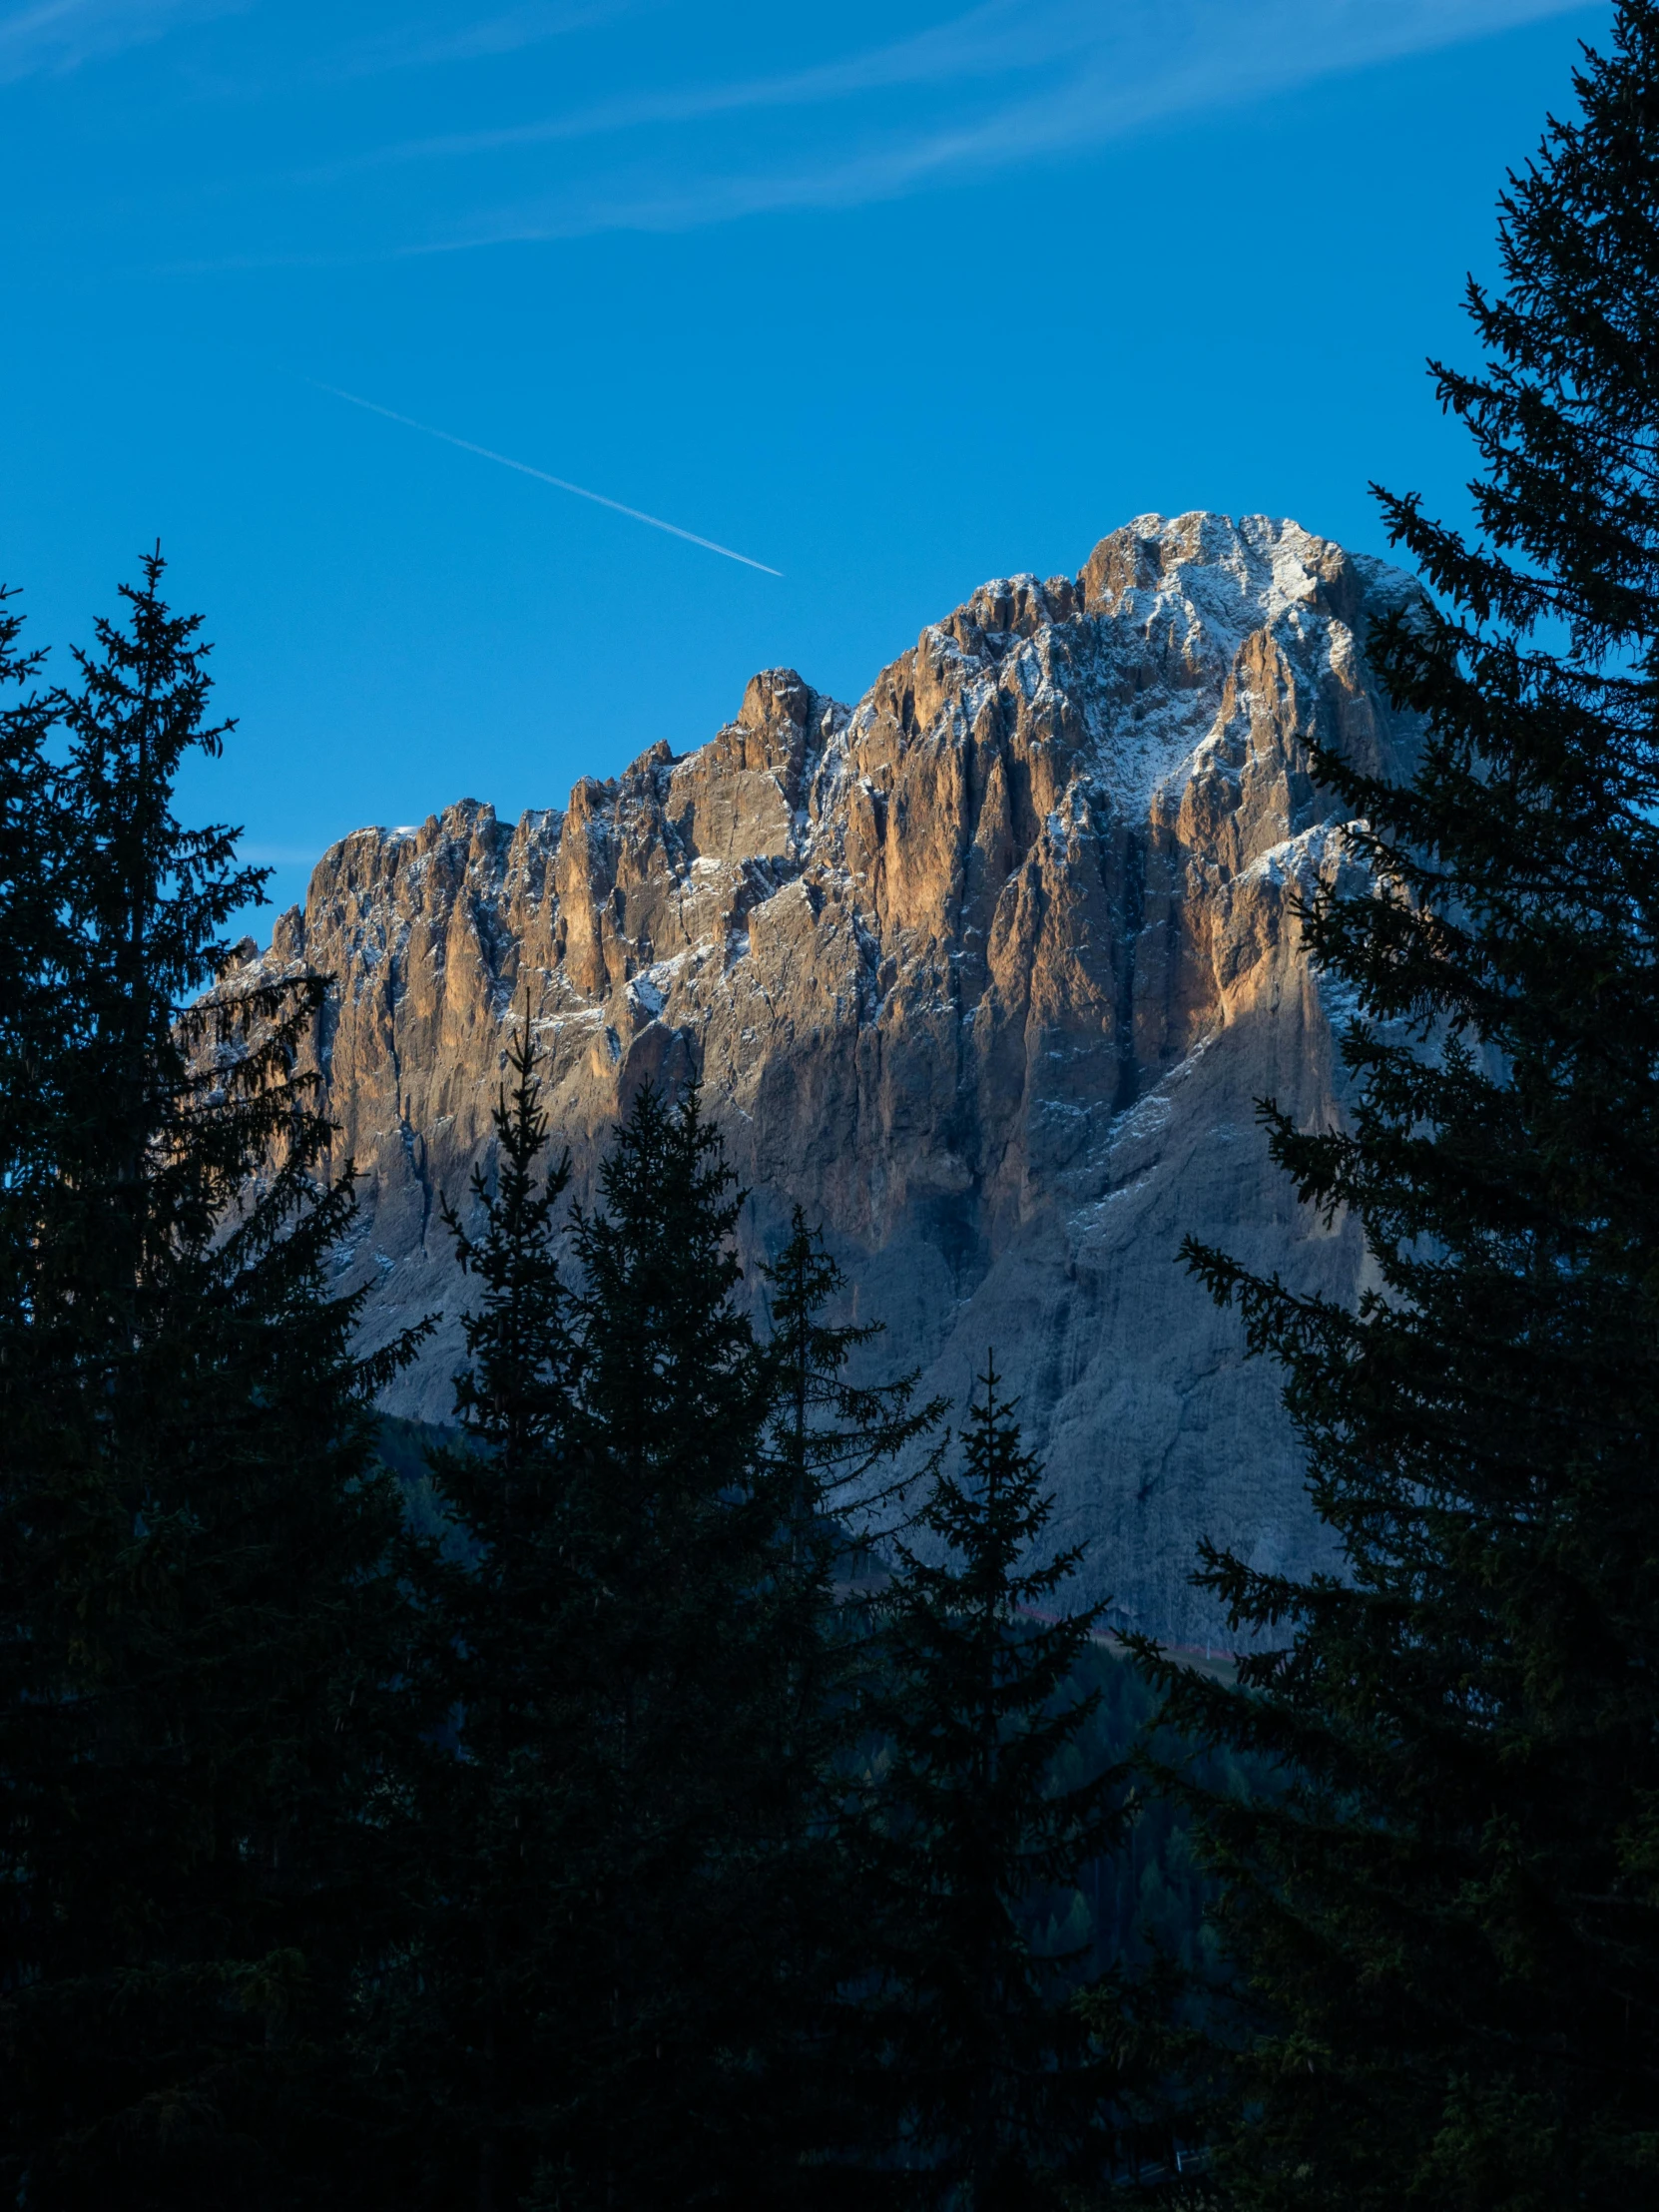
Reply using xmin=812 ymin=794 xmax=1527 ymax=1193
xmin=250 ymin=513 xmax=1420 ymax=1640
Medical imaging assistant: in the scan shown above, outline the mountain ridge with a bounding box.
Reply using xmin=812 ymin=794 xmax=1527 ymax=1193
xmin=237 ymin=511 xmax=1420 ymax=1639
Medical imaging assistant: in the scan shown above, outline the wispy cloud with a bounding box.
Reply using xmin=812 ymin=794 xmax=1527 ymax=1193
xmin=0 ymin=0 xmax=242 ymax=84
xmin=310 ymin=0 xmax=1095 ymax=180
xmin=367 ymin=0 xmax=1598 ymax=249
xmin=75 ymin=0 xmax=1599 ymax=275
xmin=321 ymin=0 xmax=648 ymax=85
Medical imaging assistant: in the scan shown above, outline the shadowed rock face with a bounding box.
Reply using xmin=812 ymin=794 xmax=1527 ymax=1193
xmin=242 ymin=512 xmax=1420 ymax=1641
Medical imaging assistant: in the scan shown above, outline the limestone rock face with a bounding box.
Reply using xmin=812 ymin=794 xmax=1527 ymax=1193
xmin=253 ymin=513 xmax=1420 ymax=1641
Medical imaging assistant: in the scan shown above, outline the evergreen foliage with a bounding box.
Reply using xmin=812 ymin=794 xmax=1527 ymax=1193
xmin=372 ymin=1411 xmax=463 ymax=1546
xmin=763 ymin=1203 xmax=943 ymax=1542
xmin=865 ymin=1362 xmax=1121 ymax=2207
xmin=1036 ymin=1646 xmax=1240 ymax=1994
xmin=0 ymin=590 xmax=65 ymax=1290
xmin=0 ymin=564 xmax=1246 ymax=2206
xmin=31 ymin=33 xmax=1659 ymax=2186
xmin=393 ymin=1113 xmax=972 ymax=2207
xmin=1144 ymin=9 xmax=1659 ymax=2204
xmin=0 ymin=555 xmax=424 ymax=2208
xmin=758 ymin=1210 xmax=947 ymax=2185
xmin=538 ymin=1082 xmax=832 ymax=2205
xmin=385 ymin=1017 xmax=580 ymax=2211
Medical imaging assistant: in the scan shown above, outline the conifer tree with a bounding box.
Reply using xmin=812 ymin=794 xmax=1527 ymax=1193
xmin=759 ymin=1210 xmax=946 ymax=2182
xmin=760 ymin=1206 xmax=944 ymax=1847
xmin=387 ymin=1017 xmax=582 ymax=2212
xmin=405 ymin=1168 xmax=947 ymax=2206
xmin=1145 ymin=9 xmax=1659 ymax=2205
xmin=866 ymin=1362 xmax=1121 ymax=2208
xmin=0 ymin=554 xmax=424 ymax=2208
xmin=525 ymin=1081 xmax=812 ymax=2206
xmin=0 ymin=589 xmax=65 ymax=1267
xmin=764 ymin=1204 xmax=943 ymax=1545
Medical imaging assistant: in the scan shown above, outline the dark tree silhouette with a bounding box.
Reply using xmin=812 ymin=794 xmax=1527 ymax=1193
xmin=1145 ymin=12 xmax=1659 ymax=2205
xmin=0 ymin=555 xmax=425 ymax=2209
xmin=867 ymin=1362 xmax=1121 ymax=2208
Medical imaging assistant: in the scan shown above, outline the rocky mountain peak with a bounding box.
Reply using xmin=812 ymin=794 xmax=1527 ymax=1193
xmin=251 ymin=512 xmax=1420 ymax=1640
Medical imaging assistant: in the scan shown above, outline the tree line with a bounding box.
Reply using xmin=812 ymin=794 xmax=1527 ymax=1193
xmin=10 ymin=4 xmax=1659 ymax=2204
xmin=0 ymin=561 xmax=1174 ymax=2204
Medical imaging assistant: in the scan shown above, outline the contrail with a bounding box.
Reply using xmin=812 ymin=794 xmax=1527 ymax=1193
xmin=303 ymin=378 xmax=783 ymax=577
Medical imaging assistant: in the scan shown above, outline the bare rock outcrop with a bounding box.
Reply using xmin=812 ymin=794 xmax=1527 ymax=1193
xmin=252 ymin=513 xmax=1419 ymax=1641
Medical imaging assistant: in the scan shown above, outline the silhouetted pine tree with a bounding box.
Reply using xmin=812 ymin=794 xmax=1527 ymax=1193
xmin=0 ymin=588 xmax=65 ymax=1275
xmin=1143 ymin=9 xmax=1659 ymax=2205
xmin=396 ymin=1119 xmax=946 ymax=2205
xmin=764 ymin=1203 xmax=943 ymax=1546
xmin=866 ymin=1362 xmax=1121 ymax=2209
xmin=525 ymin=1082 xmax=816 ymax=2207
xmin=759 ymin=1209 xmax=946 ymax=2186
xmin=760 ymin=1202 xmax=944 ymax=1870
xmin=0 ymin=554 xmax=424 ymax=2209
xmin=386 ymin=1017 xmax=583 ymax=2212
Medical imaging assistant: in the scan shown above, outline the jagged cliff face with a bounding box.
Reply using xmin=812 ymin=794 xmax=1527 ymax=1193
xmin=244 ymin=512 xmax=1418 ymax=1641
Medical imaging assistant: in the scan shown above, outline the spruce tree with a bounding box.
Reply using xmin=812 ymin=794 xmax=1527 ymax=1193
xmin=403 ymin=1166 xmax=947 ymax=2206
xmin=764 ymin=1204 xmax=943 ymax=1544
xmin=386 ymin=1016 xmax=582 ymax=2212
xmin=760 ymin=1204 xmax=944 ymax=1869
xmin=1145 ymin=9 xmax=1659 ymax=2205
xmin=866 ymin=1362 xmax=1121 ymax=2208
xmin=759 ymin=1210 xmax=947 ymax=2184
xmin=520 ymin=1081 xmax=811 ymax=2206
xmin=0 ymin=554 xmax=425 ymax=2208
xmin=0 ymin=588 xmax=65 ymax=1265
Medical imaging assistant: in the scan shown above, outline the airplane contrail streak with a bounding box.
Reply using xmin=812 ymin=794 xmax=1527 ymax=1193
xmin=304 ymin=378 xmax=784 ymax=576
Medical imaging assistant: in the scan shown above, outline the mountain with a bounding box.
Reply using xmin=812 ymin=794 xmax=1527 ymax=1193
xmin=234 ymin=511 xmax=1420 ymax=1642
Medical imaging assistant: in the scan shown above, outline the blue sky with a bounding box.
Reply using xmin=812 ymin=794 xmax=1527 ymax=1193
xmin=0 ymin=0 xmax=1612 ymax=927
